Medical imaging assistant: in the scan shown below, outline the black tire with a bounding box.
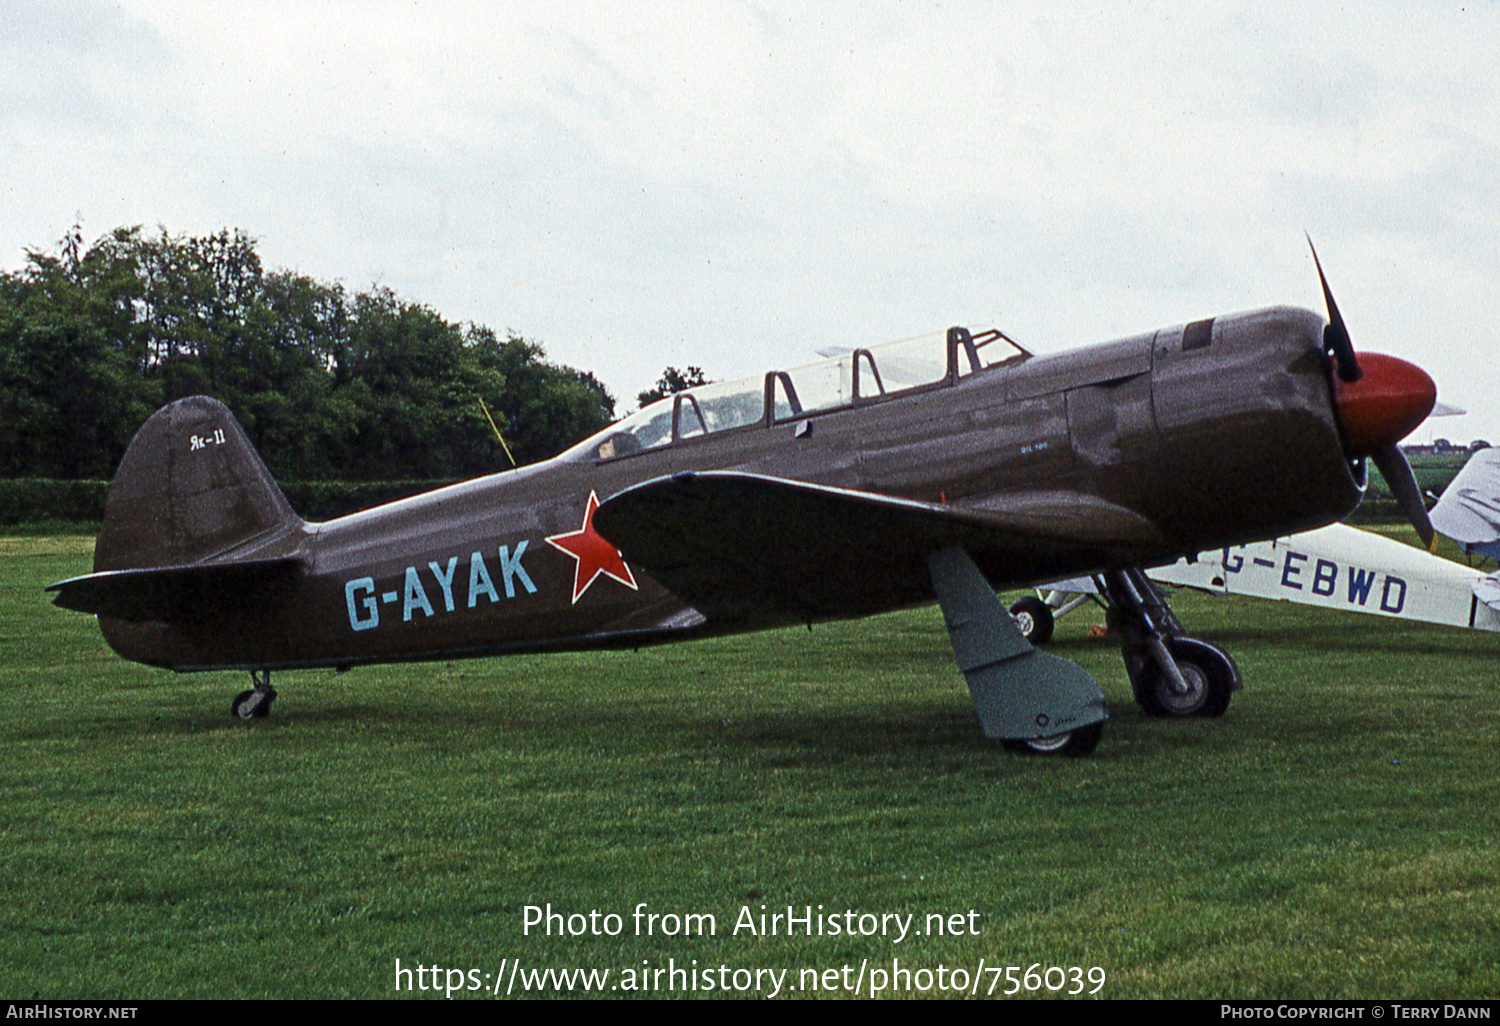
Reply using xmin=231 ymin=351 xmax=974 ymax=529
xmin=1131 ymin=638 xmax=1235 ymax=718
xmin=1008 ymin=595 xmax=1055 ymax=645
xmin=1003 ymin=721 xmax=1104 ymax=757
xmin=230 ymin=689 xmax=273 ymax=719
xmin=1123 ymin=648 xmax=1163 ymax=716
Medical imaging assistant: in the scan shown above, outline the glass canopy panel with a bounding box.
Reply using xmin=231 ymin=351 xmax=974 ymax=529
xmin=678 ymin=377 xmax=765 ymax=437
xmin=862 ymin=330 xmax=949 ymax=392
xmin=622 ymin=398 xmax=674 ymax=449
xmin=573 ymin=397 xmax=673 ymax=461
xmin=957 ymin=327 xmax=1028 ymax=375
xmin=776 ymin=355 xmax=851 ymax=421
xmin=566 ymin=323 xmax=1030 ymax=462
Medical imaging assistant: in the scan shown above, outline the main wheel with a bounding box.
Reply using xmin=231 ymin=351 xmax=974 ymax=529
xmin=1003 ymin=722 xmax=1103 ymax=757
xmin=230 ymin=689 xmax=274 ymax=719
xmin=1008 ymin=595 xmax=1055 ymax=645
xmin=1130 ymin=638 xmax=1235 ymax=718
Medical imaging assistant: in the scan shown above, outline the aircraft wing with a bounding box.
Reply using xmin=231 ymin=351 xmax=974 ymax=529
xmin=593 ymin=471 xmax=1161 ymax=628
xmin=47 ymin=557 xmax=306 ymax=623
xmin=1430 ymin=447 xmax=1500 ymax=559
xmin=1157 ymin=525 xmax=1500 ymax=631
xmin=1040 ymin=524 xmax=1500 ymax=633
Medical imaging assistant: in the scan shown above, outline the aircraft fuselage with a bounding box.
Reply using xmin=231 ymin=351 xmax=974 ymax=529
xmin=96 ymin=304 xmax=1361 ymax=672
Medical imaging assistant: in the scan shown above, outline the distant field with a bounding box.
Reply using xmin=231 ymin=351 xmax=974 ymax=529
xmin=2 ymin=534 xmax=1497 ymax=999
xmin=1366 ymin=451 xmax=1472 ymax=498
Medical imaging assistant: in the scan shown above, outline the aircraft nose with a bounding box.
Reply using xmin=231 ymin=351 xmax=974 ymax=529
xmin=1333 ymin=352 xmax=1437 ymax=459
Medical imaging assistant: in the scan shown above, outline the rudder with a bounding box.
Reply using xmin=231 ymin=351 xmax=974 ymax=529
xmin=95 ymin=396 xmax=305 ymax=572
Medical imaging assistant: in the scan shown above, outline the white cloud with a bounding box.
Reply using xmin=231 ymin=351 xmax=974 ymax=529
xmin=2 ymin=0 xmax=1497 ymax=442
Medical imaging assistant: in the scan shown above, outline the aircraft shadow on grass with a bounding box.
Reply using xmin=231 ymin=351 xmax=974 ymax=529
xmin=1041 ymin=620 xmax=1498 ymax=660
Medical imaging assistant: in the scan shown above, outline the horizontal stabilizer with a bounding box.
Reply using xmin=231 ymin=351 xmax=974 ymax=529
xmin=48 ymin=557 xmax=306 ymax=623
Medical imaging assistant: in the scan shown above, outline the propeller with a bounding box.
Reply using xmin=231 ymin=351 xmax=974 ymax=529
xmin=1373 ymin=446 xmax=1435 ymax=549
xmin=1308 ymin=238 xmax=1438 ymax=547
xmin=1308 ymin=235 xmax=1362 ymax=383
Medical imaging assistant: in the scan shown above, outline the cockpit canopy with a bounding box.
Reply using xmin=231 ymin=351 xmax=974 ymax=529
xmin=565 ymin=326 xmax=1029 ymax=463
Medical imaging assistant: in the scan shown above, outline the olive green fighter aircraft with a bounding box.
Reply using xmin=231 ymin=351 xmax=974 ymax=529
xmin=47 ymin=250 xmax=1438 ymax=756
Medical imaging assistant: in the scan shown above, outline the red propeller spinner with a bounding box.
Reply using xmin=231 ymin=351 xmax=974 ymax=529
xmin=1332 ymin=352 xmax=1436 ymax=459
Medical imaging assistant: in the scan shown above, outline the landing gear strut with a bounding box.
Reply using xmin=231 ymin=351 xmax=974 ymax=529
xmin=928 ymin=548 xmax=1109 ymax=755
xmin=1098 ymin=568 xmax=1240 ymax=718
xmin=230 ymin=669 xmax=277 ymax=719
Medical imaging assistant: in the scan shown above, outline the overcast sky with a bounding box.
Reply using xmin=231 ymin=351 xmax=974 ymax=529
xmin=4 ymin=0 xmax=1497 ymax=443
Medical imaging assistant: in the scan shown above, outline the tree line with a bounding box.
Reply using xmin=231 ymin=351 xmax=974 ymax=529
xmin=0 ymin=225 xmax=617 ymax=481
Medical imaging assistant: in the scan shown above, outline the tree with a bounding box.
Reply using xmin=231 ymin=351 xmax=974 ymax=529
xmin=469 ymin=331 xmax=616 ymax=469
xmin=0 ymin=230 xmax=157 ymax=477
xmin=637 ymin=365 xmax=710 ymax=407
xmin=0 ymin=223 xmax=617 ymax=480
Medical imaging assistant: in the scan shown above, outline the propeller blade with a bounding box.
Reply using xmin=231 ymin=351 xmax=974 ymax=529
xmin=1372 ymin=445 xmax=1435 ymax=549
xmin=1307 ymin=235 xmax=1362 ymax=383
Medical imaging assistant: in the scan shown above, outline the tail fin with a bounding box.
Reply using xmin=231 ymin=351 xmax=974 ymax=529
xmin=94 ymin=396 xmax=306 ymax=572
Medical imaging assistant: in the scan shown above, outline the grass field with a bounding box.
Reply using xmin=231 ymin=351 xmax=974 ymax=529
xmin=2 ymin=533 xmax=1498 ymax=999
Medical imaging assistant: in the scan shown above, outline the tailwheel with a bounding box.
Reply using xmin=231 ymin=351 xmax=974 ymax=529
xmin=1003 ymin=722 xmax=1104 ymax=757
xmin=1129 ymin=637 xmax=1236 ymax=719
xmin=230 ymin=670 xmax=277 ymax=719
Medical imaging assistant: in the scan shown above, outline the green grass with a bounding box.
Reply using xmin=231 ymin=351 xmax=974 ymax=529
xmin=1367 ymin=452 xmax=1474 ymax=499
xmin=0 ymin=520 xmax=102 ymax=537
xmin=2 ymin=534 xmax=1498 ymax=999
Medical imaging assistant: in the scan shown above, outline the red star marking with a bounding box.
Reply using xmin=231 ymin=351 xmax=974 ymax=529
xmin=545 ymin=490 xmax=639 ymax=604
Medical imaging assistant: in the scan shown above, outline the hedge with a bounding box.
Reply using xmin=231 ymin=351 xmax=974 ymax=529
xmin=0 ymin=479 xmax=112 ymax=525
xmin=0 ymin=479 xmax=460 ymax=525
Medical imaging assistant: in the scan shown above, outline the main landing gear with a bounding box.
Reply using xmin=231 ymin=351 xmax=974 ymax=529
xmin=928 ymin=548 xmax=1110 ymax=756
xmin=1002 ymin=721 xmax=1105 ymax=757
xmin=1006 ymin=595 xmax=1055 ymax=645
xmin=1096 ymin=568 xmax=1240 ymax=718
xmin=230 ymin=668 xmax=277 ymax=719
